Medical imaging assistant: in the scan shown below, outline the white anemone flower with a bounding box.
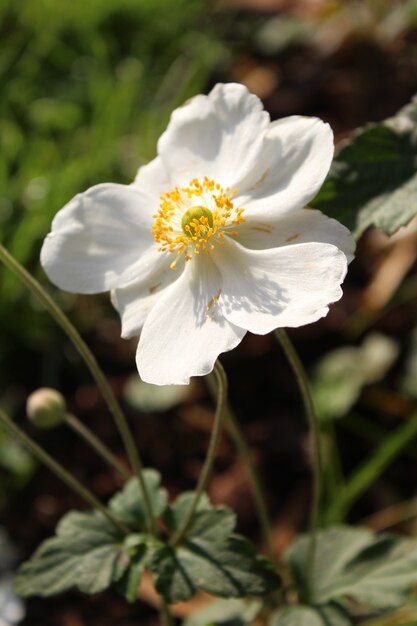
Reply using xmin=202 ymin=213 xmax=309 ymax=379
xmin=41 ymin=83 xmax=354 ymax=385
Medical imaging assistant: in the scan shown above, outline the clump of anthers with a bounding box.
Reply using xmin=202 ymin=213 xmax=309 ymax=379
xmin=152 ymin=177 xmax=246 ymax=269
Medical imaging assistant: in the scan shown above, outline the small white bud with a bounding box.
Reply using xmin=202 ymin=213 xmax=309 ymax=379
xmin=26 ymin=388 xmax=66 ymax=429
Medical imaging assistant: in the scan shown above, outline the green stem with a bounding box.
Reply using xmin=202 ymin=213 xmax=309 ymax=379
xmin=0 ymin=409 xmax=129 ymax=535
xmin=0 ymin=244 xmax=156 ymax=534
xmin=160 ymin=598 xmax=174 ymax=626
xmin=322 ymin=418 xmax=345 ymax=510
xmin=206 ymin=373 xmax=275 ymax=562
xmin=64 ymin=413 xmax=131 ymax=481
xmin=170 ymin=361 xmax=227 ymax=546
xmin=327 ymin=410 xmax=417 ymax=523
xmin=274 ymin=329 xmax=321 ymax=601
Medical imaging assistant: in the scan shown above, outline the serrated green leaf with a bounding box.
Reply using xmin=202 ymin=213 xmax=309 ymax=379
xmin=109 ymin=469 xmax=167 ymax=531
xmin=286 ymin=526 xmax=417 ymax=611
xmin=151 ymin=535 xmax=277 ymax=603
xmin=14 ymin=510 xmax=124 ymax=597
xmin=150 ymin=542 xmax=195 ymax=601
xmin=14 ymin=474 xmax=158 ymax=600
xmin=151 ymin=497 xmax=278 ymax=603
xmin=183 ymin=599 xmax=262 ymax=626
xmin=314 ymin=94 xmax=417 ymax=238
xmin=269 ymin=604 xmax=353 ymax=626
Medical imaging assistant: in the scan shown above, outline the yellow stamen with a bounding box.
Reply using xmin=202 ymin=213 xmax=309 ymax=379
xmin=151 ymin=177 xmax=246 ymax=266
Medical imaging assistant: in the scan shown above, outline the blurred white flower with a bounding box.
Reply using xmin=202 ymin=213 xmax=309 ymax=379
xmin=41 ymin=83 xmax=354 ymax=385
xmin=0 ymin=529 xmax=25 ymax=626
xmin=0 ymin=577 xmax=25 ymax=626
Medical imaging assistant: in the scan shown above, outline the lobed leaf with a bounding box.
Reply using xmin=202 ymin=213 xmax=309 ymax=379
xmin=13 ymin=510 xmax=125 ymax=597
xmin=314 ymin=95 xmax=417 ymax=238
xmin=14 ymin=469 xmax=165 ymax=599
xmin=109 ymin=469 xmax=168 ymax=531
xmin=286 ymin=526 xmax=417 ymax=611
xmin=14 ymin=477 xmax=276 ymax=604
xmin=151 ymin=498 xmax=278 ymax=603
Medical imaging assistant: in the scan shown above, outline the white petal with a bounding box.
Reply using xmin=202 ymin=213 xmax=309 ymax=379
xmin=215 ymin=238 xmax=348 ymax=334
xmin=137 ymin=256 xmax=246 ymax=385
xmin=238 ymin=208 xmax=355 ymax=262
xmin=41 ymin=183 xmax=157 ymax=294
xmin=133 ymin=155 xmax=171 ymax=198
xmin=157 ymin=83 xmax=270 ymax=188
xmin=236 ymin=116 xmax=334 ymax=219
xmin=111 ymin=255 xmax=184 ymax=338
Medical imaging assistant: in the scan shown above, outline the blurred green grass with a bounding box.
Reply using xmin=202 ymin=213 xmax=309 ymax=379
xmin=0 ymin=0 xmax=226 ymax=281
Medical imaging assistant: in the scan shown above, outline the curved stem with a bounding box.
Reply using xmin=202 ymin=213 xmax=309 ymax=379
xmin=64 ymin=413 xmax=131 ymax=481
xmin=205 ymin=373 xmax=275 ymax=562
xmin=274 ymin=329 xmax=321 ymax=601
xmin=170 ymin=361 xmax=227 ymax=546
xmin=0 ymin=409 xmax=129 ymax=535
xmin=0 ymin=244 xmax=156 ymax=534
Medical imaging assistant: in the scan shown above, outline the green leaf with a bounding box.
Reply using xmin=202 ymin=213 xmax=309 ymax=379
xmin=314 ymin=94 xmax=417 ymax=238
xmin=150 ymin=496 xmax=278 ymax=603
xmin=109 ymin=469 xmax=168 ymax=531
xmin=13 ymin=470 xmax=167 ymax=600
xmin=316 ymin=604 xmax=353 ymax=626
xmin=116 ymin=543 xmax=148 ymax=603
xmin=269 ymin=604 xmax=352 ymax=626
xmin=183 ymin=599 xmax=262 ymax=626
xmin=14 ymin=510 xmax=125 ymax=597
xmin=286 ymin=526 xmax=417 ymax=611
xmin=123 ymin=376 xmax=189 ymax=412
xmin=311 ymin=334 xmax=398 ymax=421
xmin=164 ymin=496 xmax=236 ymax=542
xmin=269 ymin=607 xmax=326 ymax=626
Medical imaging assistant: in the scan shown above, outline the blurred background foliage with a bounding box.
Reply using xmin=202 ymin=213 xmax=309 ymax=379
xmin=3 ymin=0 xmax=417 ymax=624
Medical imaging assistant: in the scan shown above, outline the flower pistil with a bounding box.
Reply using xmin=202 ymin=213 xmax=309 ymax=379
xmin=152 ymin=177 xmax=245 ymax=268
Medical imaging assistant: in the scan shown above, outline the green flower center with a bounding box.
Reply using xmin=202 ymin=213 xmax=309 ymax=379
xmin=181 ymin=206 xmax=214 ymax=237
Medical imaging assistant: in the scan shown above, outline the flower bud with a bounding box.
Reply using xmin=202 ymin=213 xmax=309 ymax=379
xmin=26 ymin=388 xmax=66 ymax=429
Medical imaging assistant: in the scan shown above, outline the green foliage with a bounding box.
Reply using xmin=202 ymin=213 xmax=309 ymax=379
xmin=314 ymin=94 xmax=417 ymax=238
xmin=109 ymin=469 xmax=168 ymax=530
xmin=311 ymin=334 xmax=398 ymax=422
xmin=286 ymin=526 xmax=417 ymax=611
xmin=325 ymin=413 xmax=417 ymax=523
xmin=150 ymin=497 xmax=277 ymax=603
xmin=269 ymin=604 xmax=352 ymax=626
xmin=123 ymin=376 xmax=189 ymax=412
xmin=1 ymin=0 xmax=224 ymax=268
xmin=14 ymin=473 xmax=276 ymax=605
xmin=14 ymin=509 xmax=127 ymax=596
